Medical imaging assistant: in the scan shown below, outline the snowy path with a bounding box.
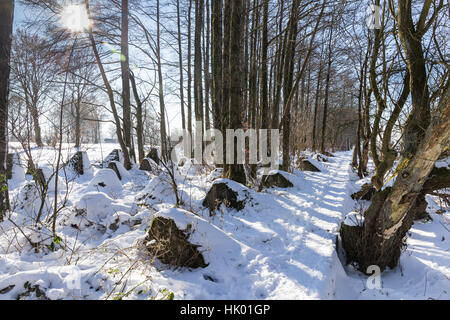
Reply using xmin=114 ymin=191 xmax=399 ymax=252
xmin=166 ymin=152 xmax=353 ymax=299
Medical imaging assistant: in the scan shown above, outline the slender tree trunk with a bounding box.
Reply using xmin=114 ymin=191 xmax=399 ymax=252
xmin=0 ymin=0 xmax=14 ymax=220
xmin=203 ymin=0 xmax=211 ymax=131
xmin=121 ymin=0 xmax=133 ymax=168
xmin=187 ymin=0 xmax=193 ymax=137
xmin=312 ymin=60 xmax=322 ymax=152
xmin=85 ymin=0 xmax=131 ymax=169
xmin=130 ymin=71 xmax=145 ymax=163
xmin=177 ymin=0 xmax=186 ymax=131
xmin=74 ymin=97 xmax=81 ymax=148
xmin=30 ymin=100 xmax=43 ymax=147
xmin=194 ymin=0 xmax=204 ymax=139
xmin=156 ymin=0 xmax=167 ymax=160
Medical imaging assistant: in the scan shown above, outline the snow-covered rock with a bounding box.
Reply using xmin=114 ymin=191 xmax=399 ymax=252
xmin=88 ymin=168 xmax=123 ymax=191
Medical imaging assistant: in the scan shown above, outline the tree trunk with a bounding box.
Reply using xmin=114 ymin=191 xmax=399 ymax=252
xmin=85 ymin=0 xmax=132 ymax=170
xmin=320 ymin=26 xmax=333 ymax=154
xmin=223 ymin=0 xmax=246 ymax=185
xmin=187 ymin=0 xmax=193 ymax=137
xmin=259 ymin=0 xmax=269 ymax=131
xmin=177 ymin=0 xmax=186 ymax=131
xmin=211 ymin=0 xmax=223 ymax=131
xmin=130 ymin=71 xmax=145 ymax=163
xmin=194 ymin=0 xmax=204 ymax=139
xmin=203 ymin=0 xmax=211 ymax=131
xmin=74 ymin=97 xmax=81 ymax=148
xmin=312 ymin=60 xmax=322 ymax=152
xmin=280 ymin=0 xmax=299 ymax=171
xmin=0 ymin=0 xmax=14 ymax=220
xmin=30 ymin=100 xmax=43 ymax=147
xmin=341 ymin=0 xmax=447 ymax=272
xmin=156 ymin=0 xmax=168 ymax=161
xmin=342 ymin=86 xmax=449 ymax=272
xmin=121 ymin=0 xmax=133 ymax=168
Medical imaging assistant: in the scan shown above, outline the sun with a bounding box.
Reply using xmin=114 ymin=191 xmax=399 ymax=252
xmin=60 ymin=4 xmax=91 ymax=32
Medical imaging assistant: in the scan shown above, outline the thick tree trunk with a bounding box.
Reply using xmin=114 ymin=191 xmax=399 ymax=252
xmin=223 ymin=0 xmax=246 ymax=185
xmin=211 ymin=0 xmax=223 ymax=131
xmin=320 ymin=27 xmax=333 ymax=154
xmin=342 ymin=87 xmax=449 ymax=272
xmin=342 ymin=0 xmax=448 ymax=271
xmin=0 ymin=0 xmax=14 ymax=220
xmin=260 ymin=0 xmax=269 ymax=131
xmin=280 ymin=0 xmax=299 ymax=171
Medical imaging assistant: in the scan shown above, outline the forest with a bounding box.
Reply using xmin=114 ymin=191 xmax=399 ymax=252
xmin=0 ymin=0 xmax=448 ymax=301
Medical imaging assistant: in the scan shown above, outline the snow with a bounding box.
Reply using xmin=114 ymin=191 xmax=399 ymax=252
xmin=0 ymin=144 xmax=448 ymax=300
xmin=343 ymin=211 xmax=364 ymax=227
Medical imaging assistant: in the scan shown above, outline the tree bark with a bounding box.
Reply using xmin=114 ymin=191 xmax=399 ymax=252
xmin=121 ymin=0 xmax=133 ymax=167
xmin=177 ymin=0 xmax=186 ymax=131
xmin=194 ymin=0 xmax=204 ymax=138
xmin=0 ymin=0 xmax=14 ymax=220
xmin=260 ymin=0 xmax=269 ymax=131
xmin=320 ymin=26 xmax=333 ymax=154
xmin=223 ymin=0 xmax=246 ymax=185
xmin=130 ymin=71 xmax=145 ymax=163
xmin=211 ymin=0 xmax=223 ymax=132
xmin=156 ymin=0 xmax=168 ymax=161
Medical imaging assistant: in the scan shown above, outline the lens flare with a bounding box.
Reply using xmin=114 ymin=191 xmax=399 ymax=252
xmin=60 ymin=4 xmax=90 ymax=32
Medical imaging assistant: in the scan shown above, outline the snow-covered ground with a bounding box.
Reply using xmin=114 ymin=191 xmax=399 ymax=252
xmin=0 ymin=144 xmax=448 ymax=300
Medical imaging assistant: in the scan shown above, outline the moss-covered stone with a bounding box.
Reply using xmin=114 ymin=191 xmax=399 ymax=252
xmin=146 ymin=148 xmax=160 ymax=164
xmin=139 ymin=158 xmax=153 ymax=172
xmin=202 ymin=182 xmax=246 ymax=212
xmin=145 ymin=216 xmax=207 ymax=269
xmin=296 ymin=158 xmax=320 ymax=172
xmin=263 ymin=172 xmax=294 ymax=188
xmin=107 ymin=162 xmax=122 ymax=180
xmin=67 ymin=151 xmax=85 ymax=175
xmin=102 ymin=149 xmax=122 ymax=168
